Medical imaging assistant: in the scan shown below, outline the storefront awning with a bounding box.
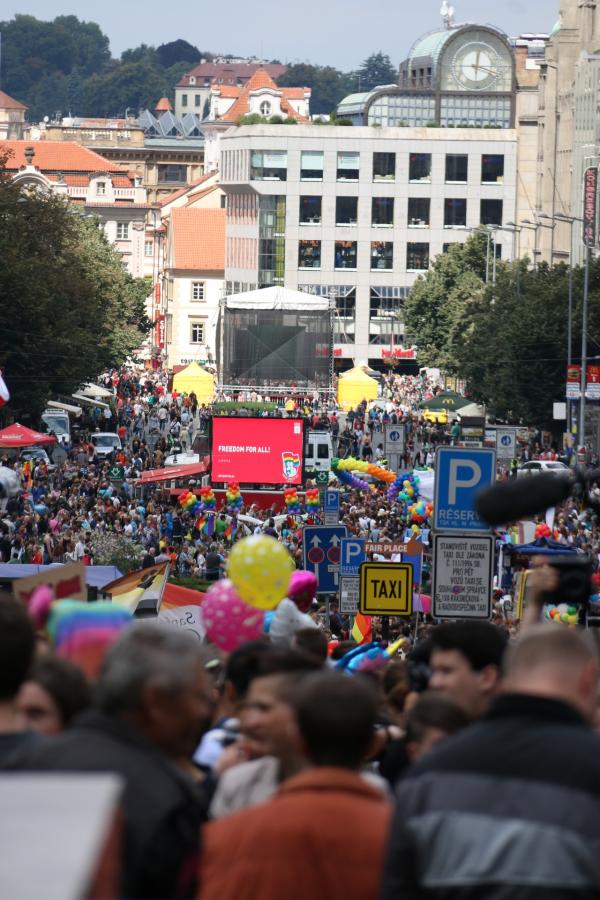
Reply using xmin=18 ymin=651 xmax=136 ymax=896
xmin=137 ymin=461 xmax=208 ymax=484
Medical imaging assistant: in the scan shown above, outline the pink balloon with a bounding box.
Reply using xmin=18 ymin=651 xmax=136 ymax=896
xmin=200 ymin=579 xmax=264 ymax=653
xmin=287 ymin=570 xmax=317 ymax=613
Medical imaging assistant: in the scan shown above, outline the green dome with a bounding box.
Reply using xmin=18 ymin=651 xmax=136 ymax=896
xmin=551 ymin=18 xmax=561 ymax=36
xmin=407 ymin=29 xmax=456 ymax=67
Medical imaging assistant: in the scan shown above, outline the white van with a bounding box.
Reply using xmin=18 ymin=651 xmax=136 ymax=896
xmin=41 ymin=409 xmax=70 ymax=444
xmin=305 ymin=431 xmax=333 ymax=475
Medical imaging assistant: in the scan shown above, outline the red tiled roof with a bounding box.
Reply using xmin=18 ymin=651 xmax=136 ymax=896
xmin=0 ymin=90 xmax=27 ymax=110
xmin=158 ymin=171 xmax=217 ymax=207
xmin=217 ymin=68 xmax=309 ymax=123
xmin=1 ymin=141 xmax=123 ymax=174
xmin=184 ymin=185 xmax=221 ymax=207
xmin=155 ymin=97 xmax=172 ymax=112
xmin=61 ymin=173 xmax=133 ymax=187
xmin=178 ymin=62 xmax=286 ymax=87
xmin=170 ymin=207 xmax=225 ymax=271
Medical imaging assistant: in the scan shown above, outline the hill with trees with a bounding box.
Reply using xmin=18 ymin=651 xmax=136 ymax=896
xmin=0 ymin=14 xmax=397 ymax=119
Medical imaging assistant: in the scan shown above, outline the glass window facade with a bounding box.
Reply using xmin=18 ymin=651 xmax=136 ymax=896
xmin=446 ymin=154 xmax=468 ymax=183
xmin=300 ymin=151 xmax=324 ymax=181
xmin=299 ymin=196 xmax=322 ymax=224
xmin=251 ymin=151 xmax=288 ymax=181
xmin=367 ymin=94 xmax=435 ymax=127
xmin=409 ymin=153 xmax=431 ymax=182
xmin=336 ymin=196 xmax=358 ymax=225
xmin=337 ymin=152 xmax=360 ymax=181
xmin=372 ymin=197 xmax=394 ymax=227
xmin=258 ymin=196 xmax=286 ymax=286
xmin=440 ymin=95 xmax=512 ymax=128
xmin=480 ymin=199 xmax=503 ymax=226
xmin=335 ymin=241 xmax=357 ymax=269
xmin=408 ymin=197 xmax=430 ymax=227
xmin=298 ymin=240 xmax=321 ymax=268
xmin=444 ymin=198 xmax=467 ymax=227
xmin=373 ymin=152 xmax=396 ymax=181
xmin=371 ymin=241 xmax=393 ymax=270
xmin=407 ymin=243 xmax=429 ymax=270
xmin=482 ymin=154 xmax=505 ymax=183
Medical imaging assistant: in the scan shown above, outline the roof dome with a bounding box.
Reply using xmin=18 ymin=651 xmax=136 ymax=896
xmin=551 ymin=17 xmax=561 ymax=36
xmin=407 ymin=28 xmax=457 ymax=67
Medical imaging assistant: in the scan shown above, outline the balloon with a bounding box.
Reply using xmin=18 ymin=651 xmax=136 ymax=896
xmin=287 ymin=569 xmax=317 ymax=613
xmin=270 ymin=598 xmax=317 ymax=646
xmin=227 ymin=535 xmax=294 ymax=610
xmin=201 ymin=579 xmax=264 ymax=652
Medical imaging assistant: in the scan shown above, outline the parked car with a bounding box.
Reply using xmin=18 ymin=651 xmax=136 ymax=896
xmin=19 ymin=447 xmax=56 ymax=472
xmin=91 ymin=432 xmax=122 ymax=460
xmin=517 ymin=460 xmax=570 ymax=477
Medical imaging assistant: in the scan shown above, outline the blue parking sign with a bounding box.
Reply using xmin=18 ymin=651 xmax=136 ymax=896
xmin=434 ymin=447 xmax=496 ymax=533
xmin=303 ymin=525 xmax=348 ymax=593
xmin=340 ymin=539 xmax=365 ymax=576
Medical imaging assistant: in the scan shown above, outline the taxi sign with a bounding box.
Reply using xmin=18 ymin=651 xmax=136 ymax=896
xmin=359 ymin=562 xmax=413 ymax=616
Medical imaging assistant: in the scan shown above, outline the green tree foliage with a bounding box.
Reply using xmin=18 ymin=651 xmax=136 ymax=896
xmin=405 ymin=233 xmax=600 ymax=429
xmin=156 ymin=40 xmax=201 ymax=68
xmin=277 ymin=63 xmax=355 ymax=115
xmin=0 ymin=160 xmax=151 ymax=421
xmin=355 ymin=52 xmax=397 ymax=91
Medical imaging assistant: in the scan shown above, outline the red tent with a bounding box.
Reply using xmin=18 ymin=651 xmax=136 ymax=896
xmin=0 ymin=423 xmax=56 ymax=448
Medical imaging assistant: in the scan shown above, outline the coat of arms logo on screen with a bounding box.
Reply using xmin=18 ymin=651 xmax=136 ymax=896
xmin=282 ymin=452 xmax=301 ymax=480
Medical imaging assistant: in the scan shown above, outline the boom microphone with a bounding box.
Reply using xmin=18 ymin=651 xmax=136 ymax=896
xmin=474 ymin=472 xmax=574 ymax=527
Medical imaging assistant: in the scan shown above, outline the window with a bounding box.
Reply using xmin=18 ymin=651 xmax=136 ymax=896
xmin=116 ymin=222 xmax=129 ymax=240
xmin=157 ymin=164 xmax=187 ymax=184
xmin=337 ymin=152 xmax=359 ymax=181
xmin=445 ymin=154 xmax=468 ymax=183
xmin=408 ymin=197 xmax=430 ymax=227
xmin=190 ymin=322 xmax=205 ymax=344
xmin=371 ymin=241 xmax=393 ymax=270
xmin=299 ymin=196 xmax=322 ymax=225
xmin=96 ymin=181 xmax=106 ymax=196
xmin=182 ymin=94 xmax=188 ymax=107
xmin=300 ymin=151 xmax=323 ymax=181
xmin=335 ymin=241 xmax=357 ymax=269
xmin=298 ymin=240 xmax=321 ymax=269
xmin=409 ymin=153 xmax=431 ymax=182
xmin=407 ymin=243 xmax=429 ymax=270
xmin=191 ymin=281 xmax=205 ymax=301
xmin=482 ymin=154 xmax=504 ymax=183
xmin=259 ymin=100 xmax=272 ymax=116
xmin=480 ymin=199 xmax=503 ymax=226
xmin=373 ymin=152 xmax=395 ymax=182
xmin=372 ymin=197 xmax=394 ymax=227
xmin=444 ymin=198 xmax=467 ymax=228
xmin=336 ymin=196 xmax=358 ymax=225
xmin=144 ymin=240 xmax=153 ymax=257
xmin=195 ymin=94 xmax=201 ymax=107
xmin=251 ymin=150 xmax=287 ymax=181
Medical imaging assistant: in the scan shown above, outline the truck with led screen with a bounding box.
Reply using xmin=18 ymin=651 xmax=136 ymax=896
xmin=211 ymin=417 xmax=305 ymax=485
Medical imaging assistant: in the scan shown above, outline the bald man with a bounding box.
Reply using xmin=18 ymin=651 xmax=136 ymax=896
xmin=383 ymin=627 xmax=600 ymax=899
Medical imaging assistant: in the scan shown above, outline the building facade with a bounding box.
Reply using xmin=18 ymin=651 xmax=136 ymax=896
xmin=174 ymin=61 xmax=287 ymax=120
xmin=220 ymin=124 xmax=517 ymax=364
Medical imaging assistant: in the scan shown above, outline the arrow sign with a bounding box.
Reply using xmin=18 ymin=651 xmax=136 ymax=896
xmin=303 ymin=525 xmax=348 ymax=594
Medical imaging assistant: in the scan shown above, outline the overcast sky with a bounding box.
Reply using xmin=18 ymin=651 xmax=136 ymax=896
xmin=3 ymin=0 xmax=557 ymax=69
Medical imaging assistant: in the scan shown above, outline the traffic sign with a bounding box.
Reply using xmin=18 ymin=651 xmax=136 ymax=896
xmin=495 ymin=427 xmax=517 ymax=460
xmin=340 ymin=538 xmax=365 ymax=576
xmin=303 ymin=525 xmax=347 ymax=594
xmin=108 ymin=463 xmax=125 ymax=481
xmin=324 ymin=489 xmax=341 ymax=525
xmin=339 ymin=575 xmax=360 ymax=614
xmin=434 ymin=447 xmax=496 ymax=533
xmin=359 ymin=562 xmax=413 ymax=616
xmin=315 ymin=471 xmax=329 ymax=485
xmin=432 ymin=534 xmax=493 ymax=619
xmin=384 ymin=424 xmax=405 ymax=456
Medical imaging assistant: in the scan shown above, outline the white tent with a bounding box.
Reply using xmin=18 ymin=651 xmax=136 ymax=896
xmin=223 ymin=286 xmax=329 ymax=311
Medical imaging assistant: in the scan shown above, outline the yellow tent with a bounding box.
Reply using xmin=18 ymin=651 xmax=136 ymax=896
xmin=172 ymin=362 xmax=215 ymax=403
xmin=337 ymin=366 xmax=378 ymax=411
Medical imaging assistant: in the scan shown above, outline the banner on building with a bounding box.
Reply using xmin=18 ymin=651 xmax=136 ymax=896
xmin=155 ymin=314 xmax=165 ymax=350
xmin=583 ymin=166 xmax=598 ymax=248
xmin=566 ymin=364 xmax=581 ymax=399
xmin=154 ymin=282 xmax=161 ymax=307
xmin=586 ymin=364 xmax=600 ymax=400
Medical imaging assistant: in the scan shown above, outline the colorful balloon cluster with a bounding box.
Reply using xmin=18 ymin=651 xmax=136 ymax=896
xmin=227 ymin=534 xmax=294 ymax=610
xmin=408 ymin=499 xmax=433 ymax=527
xmin=544 ymin=603 xmax=579 ymax=626
xmin=199 ymin=486 xmax=216 ymax=510
xmin=226 ymin=481 xmax=243 ymax=511
xmin=332 ymin=457 xmax=396 ymax=484
xmin=178 ymin=490 xmax=197 ymax=511
xmin=284 ymin=487 xmax=302 ymax=515
xmin=535 ymin=523 xmax=552 ymax=540
xmin=387 ymin=472 xmax=419 ymax=503
xmin=305 ymin=488 xmax=320 ymax=509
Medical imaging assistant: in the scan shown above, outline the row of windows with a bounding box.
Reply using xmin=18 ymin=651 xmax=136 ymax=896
xmin=296 ymin=240 xmax=502 ymax=272
xmin=299 ymin=196 xmax=503 ymax=228
xmin=180 ymin=94 xmax=203 ymax=108
xmin=247 ymin=151 xmax=505 ymax=184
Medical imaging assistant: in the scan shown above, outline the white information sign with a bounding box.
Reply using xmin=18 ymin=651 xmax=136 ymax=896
xmin=433 ymin=534 xmax=493 ymax=619
xmin=339 ymin=575 xmax=360 ymax=614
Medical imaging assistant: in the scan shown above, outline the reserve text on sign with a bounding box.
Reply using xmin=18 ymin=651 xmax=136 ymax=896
xmin=432 ymin=534 xmax=493 ymax=619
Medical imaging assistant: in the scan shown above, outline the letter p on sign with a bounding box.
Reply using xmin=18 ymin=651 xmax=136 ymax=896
xmin=448 ymin=460 xmax=481 ymax=504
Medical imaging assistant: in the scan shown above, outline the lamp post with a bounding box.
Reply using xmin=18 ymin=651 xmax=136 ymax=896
xmin=519 ymin=220 xmax=539 ymax=269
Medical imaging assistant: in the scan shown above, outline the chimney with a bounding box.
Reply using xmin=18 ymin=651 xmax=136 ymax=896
xmin=24 ymin=145 xmax=35 ymax=166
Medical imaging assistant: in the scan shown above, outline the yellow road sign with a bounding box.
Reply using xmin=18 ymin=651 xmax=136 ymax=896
xmin=359 ymin=562 xmax=413 ymax=616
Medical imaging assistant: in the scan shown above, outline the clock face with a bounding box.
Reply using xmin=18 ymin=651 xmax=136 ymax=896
xmin=452 ymin=41 xmax=502 ymax=91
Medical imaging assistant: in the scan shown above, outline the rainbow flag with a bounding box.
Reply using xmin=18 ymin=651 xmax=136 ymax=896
xmin=352 ymin=613 xmax=373 ymax=645
xmin=194 ymin=514 xmax=207 ymax=533
xmin=224 ymin=518 xmax=237 ymax=541
xmin=103 ymin=563 xmax=169 ymax=614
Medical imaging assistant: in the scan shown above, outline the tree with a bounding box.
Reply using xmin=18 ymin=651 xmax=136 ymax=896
xmin=0 ymin=159 xmax=151 ymax=421
xmin=277 ymin=63 xmax=354 ymax=115
xmin=355 ymin=52 xmax=397 ymax=91
xmin=156 ymin=39 xmax=201 ymax=68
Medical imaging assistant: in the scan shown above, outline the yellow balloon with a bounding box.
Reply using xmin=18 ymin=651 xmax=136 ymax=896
xmin=227 ymin=535 xmax=294 ymax=610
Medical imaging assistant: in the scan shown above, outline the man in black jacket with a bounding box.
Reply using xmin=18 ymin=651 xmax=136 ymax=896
xmin=10 ymin=624 xmax=214 ymax=900
xmin=382 ymin=626 xmax=600 ymax=899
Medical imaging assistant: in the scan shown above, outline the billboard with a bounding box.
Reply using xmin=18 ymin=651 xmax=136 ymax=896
xmin=211 ymin=417 xmax=305 ymax=485
xmin=583 ymin=166 xmax=598 ymax=248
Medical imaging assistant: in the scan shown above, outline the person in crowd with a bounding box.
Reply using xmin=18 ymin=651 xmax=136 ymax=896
xmin=291 ymin=627 xmax=328 ymax=664
xmin=199 ymin=672 xmax=391 ymax=900
xmin=404 ymin=690 xmax=469 ymax=764
xmin=16 ymin=656 xmax=91 ymax=736
xmin=9 ymin=625 xmax=214 ymax=900
xmin=0 ymin=597 xmax=38 ymax=761
xmin=382 ymin=627 xmax=600 ymax=899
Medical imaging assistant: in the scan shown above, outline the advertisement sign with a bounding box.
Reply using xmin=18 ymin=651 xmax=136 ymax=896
xmin=586 ymin=365 xmax=600 ymax=400
xmin=566 ymin=364 xmax=581 ymax=400
xmin=155 ymin=314 xmax=165 ymax=350
xmin=432 ymin=534 xmax=493 ymax=619
xmin=583 ymin=166 xmax=598 ymax=248
xmin=211 ymin=418 xmax=305 ymax=485
xmin=359 ymin=562 xmax=413 ymax=616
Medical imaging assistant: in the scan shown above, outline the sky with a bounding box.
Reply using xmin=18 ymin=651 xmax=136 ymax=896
xmin=2 ymin=0 xmax=557 ymax=69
